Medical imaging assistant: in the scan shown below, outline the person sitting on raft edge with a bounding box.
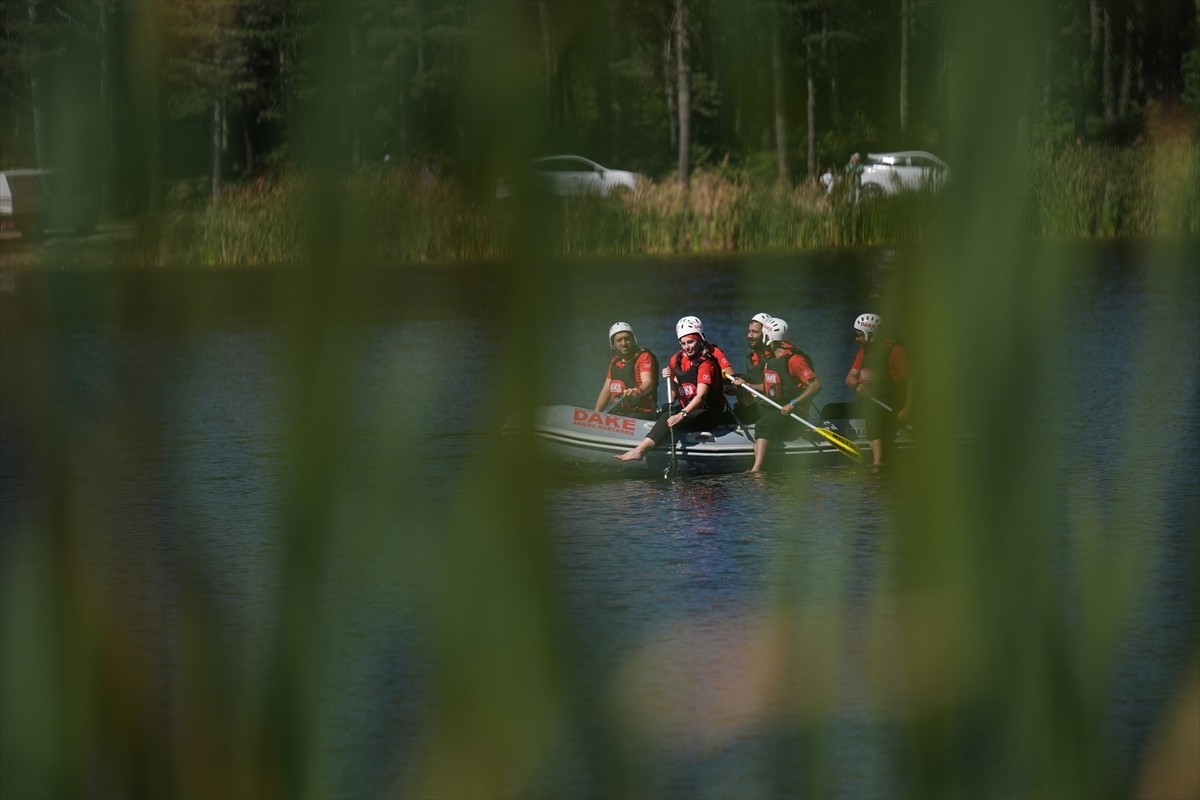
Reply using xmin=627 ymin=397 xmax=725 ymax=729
xmin=615 ymin=316 xmax=728 ymax=462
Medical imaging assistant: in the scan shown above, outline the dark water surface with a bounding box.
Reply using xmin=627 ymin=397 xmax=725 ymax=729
xmin=1 ymin=241 xmax=1196 ymax=798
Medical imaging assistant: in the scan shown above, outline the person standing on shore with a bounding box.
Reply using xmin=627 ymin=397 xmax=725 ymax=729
xmin=820 ymin=165 xmax=835 ymax=194
xmin=844 ymin=153 xmax=864 ymax=203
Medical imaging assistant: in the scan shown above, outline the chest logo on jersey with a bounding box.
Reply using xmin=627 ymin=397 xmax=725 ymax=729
xmin=573 ymin=408 xmax=638 ymax=434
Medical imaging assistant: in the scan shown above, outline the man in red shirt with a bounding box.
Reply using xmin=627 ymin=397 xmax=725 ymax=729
xmin=844 ymin=313 xmax=911 ymax=467
xmin=594 ymin=322 xmax=659 ymax=419
xmin=731 ymin=317 xmax=822 ymax=473
xmin=615 ymin=317 xmax=728 ymax=462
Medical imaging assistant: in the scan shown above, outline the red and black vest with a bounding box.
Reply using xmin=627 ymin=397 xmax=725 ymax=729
xmin=607 ymin=349 xmax=659 ymax=414
xmin=763 ymin=344 xmax=815 ymax=415
xmin=670 ymin=350 xmax=727 ymax=414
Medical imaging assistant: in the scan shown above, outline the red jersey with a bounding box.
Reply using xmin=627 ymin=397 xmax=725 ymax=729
xmin=764 ymin=352 xmax=817 ymax=395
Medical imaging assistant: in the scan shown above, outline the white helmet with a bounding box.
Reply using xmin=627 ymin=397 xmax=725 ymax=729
xmin=675 ymin=315 xmax=705 ymax=341
xmin=608 ymin=321 xmax=636 ymax=349
xmin=854 ymin=313 xmax=880 ymax=340
xmin=763 ymin=317 xmax=788 ymax=345
xmin=751 ymin=312 xmax=773 ymax=327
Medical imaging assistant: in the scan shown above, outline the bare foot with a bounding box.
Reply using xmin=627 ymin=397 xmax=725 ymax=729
xmin=615 ymin=451 xmax=644 ymax=462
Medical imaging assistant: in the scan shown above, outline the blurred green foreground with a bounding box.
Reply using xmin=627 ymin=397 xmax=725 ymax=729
xmin=2 ymin=3 xmax=1198 ymax=799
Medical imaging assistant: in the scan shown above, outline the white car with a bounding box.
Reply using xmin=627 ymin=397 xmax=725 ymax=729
xmin=495 ymin=155 xmax=641 ymax=199
xmin=860 ymin=151 xmax=950 ymax=198
xmin=0 ymin=168 xmax=97 ymax=239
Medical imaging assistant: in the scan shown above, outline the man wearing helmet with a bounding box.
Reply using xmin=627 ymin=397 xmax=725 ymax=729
xmin=730 ymin=317 xmax=822 ymax=473
xmin=615 ymin=316 xmax=728 ymax=462
xmin=844 ymin=313 xmax=911 ymax=467
xmin=594 ymin=322 xmax=659 ymax=419
xmin=729 ymin=312 xmax=774 ymax=424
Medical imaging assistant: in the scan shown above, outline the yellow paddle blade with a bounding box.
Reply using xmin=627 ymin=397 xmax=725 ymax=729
xmin=813 ymin=424 xmax=864 ymax=462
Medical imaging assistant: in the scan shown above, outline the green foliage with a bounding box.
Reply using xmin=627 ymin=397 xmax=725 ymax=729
xmin=1183 ymin=46 xmax=1200 ymax=114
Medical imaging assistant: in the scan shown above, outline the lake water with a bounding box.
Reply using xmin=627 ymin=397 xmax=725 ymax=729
xmin=1 ymin=239 xmax=1196 ymax=798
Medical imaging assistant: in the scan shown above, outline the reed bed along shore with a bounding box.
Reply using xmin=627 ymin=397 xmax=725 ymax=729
xmin=107 ymin=139 xmax=1200 ymax=267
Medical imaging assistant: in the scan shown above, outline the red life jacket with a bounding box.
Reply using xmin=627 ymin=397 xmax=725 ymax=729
xmin=763 ymin=343 xmax=816 ymax=415
xmin=607 ymin=349 xmax=659 ymax=413
xmin=670 ymin=350 xmax=728 ymax=414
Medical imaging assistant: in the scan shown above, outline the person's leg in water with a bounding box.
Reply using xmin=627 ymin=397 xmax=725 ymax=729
xmin=616 ymin=412 xmax=671 ymax=461
xmin=747 ymin=411 xmax=796 ymax=473
xmin=748 ymin=436 xmax=770 ymax=473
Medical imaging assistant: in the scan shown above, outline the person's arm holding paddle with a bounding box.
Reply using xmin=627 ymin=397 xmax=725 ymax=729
xmin=779 ymin=353 xmax=821 ymax=417
xmin=668 ymin=372 xmax=711 ymax=428
xmin=624 ymin=349 xmax=656 ymax=410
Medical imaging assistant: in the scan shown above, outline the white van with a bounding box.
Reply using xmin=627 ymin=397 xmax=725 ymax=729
xmin=0 ymin=169 xmax=97 ymax=240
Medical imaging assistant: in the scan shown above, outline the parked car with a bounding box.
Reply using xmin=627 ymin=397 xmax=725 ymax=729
xmin=495 ymin=155 xmax=641 ymax=199
xmin=860 ymin=151 xmax=950 ymax=198
xmin=0 ymin=168 xmax=98 ymax=240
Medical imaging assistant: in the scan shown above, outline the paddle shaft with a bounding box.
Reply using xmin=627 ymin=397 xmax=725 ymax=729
xmin=665 ymin=375 xmax=678 ymax=477
xmin=736 ymin=381 xmax=862 ymax=462
xmin=603 ymin=395 xmax=626 ymax=413
xmin=866 ymin=394 xmax=914 ymax=433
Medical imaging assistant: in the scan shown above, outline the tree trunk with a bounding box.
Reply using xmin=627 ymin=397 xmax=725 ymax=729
xmin=99 ymin=0 xmax=113 ymax=212
xmin=664 ymin=33 xmax=676 ymax=151
xmin=1072 ymin=0 xmax=1088 ymax=139
xmin=1102 ymin=3 xmax=1115 ymax=122
xmin=539 ymin=1 xmax=558 ymax=130
xmin=211 ymin=95 xmax=223 ymax=201
xmin=244 ymin=120 xmax=255 ymax=176
xmin=900 ymin=0 xmax=910 ymax=133
xmin=1043 ymin=34 xmax=1053 ymax=116
xmin=824 ymin=8 xmax=839 ymax=123
xmin=674 ymin=0 xmax=691 ymax=186
xmin=806 ymin=38 xmax=816 ymax=179
xmin=1116 ymin=6 xmax=1134 ymax=119
xmin=349 ymin=20 xmax=360 ymax=169
xmin=598 ymin=1 xmax=615 ymax=153
xmin=27 ymin=0 xmax=46 ymax=167
xmin=772 ymin=21 xmax=789 ymax=184
xmin=1089 ymin=0 xmax=1102 ymax=110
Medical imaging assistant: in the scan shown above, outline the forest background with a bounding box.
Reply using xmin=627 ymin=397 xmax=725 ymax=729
xmin=1 ymin=0 xmax=1198 ymax=263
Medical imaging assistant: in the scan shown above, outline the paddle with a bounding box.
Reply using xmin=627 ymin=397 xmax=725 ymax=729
xmin=664 ymin=375 xmax=678 ymax=479
xmin=602 ymin=394 xmax=628 ymax=414
xmin=867 ymin=395 xmax=913 ymax=433
xmin=735 ymin=382 xmax=863 ymax=463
